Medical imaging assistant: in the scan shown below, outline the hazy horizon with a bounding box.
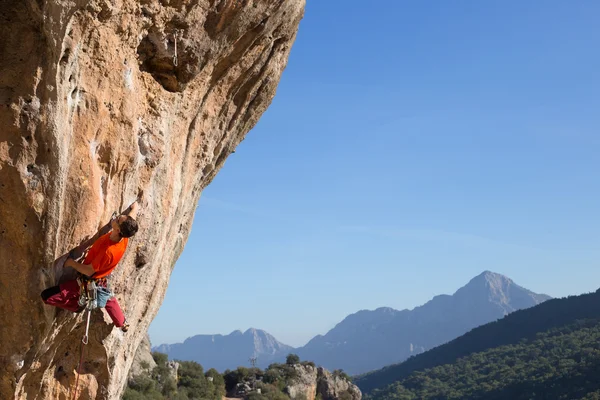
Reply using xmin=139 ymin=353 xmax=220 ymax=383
xmin=149 ymin=268 xmax=568 ymax=348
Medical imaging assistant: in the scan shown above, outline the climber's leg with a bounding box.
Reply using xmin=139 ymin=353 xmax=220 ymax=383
xmin=41 ymin=279 xmax=81 ymax=312
xmin=104 ymin=297 xmax=126 ymax=328
xmin=40 ymin=286 xmax=60 ymax=301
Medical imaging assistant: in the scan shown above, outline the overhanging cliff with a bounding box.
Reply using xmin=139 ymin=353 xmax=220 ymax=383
xmin=0 ymin=0 xmax=304 ymax=398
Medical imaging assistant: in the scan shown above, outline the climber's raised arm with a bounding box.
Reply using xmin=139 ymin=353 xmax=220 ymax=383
xmin=125 ymin=200 xmax=139 ymax=220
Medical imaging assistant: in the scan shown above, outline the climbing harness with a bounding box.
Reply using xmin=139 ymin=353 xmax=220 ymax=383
xmin=77 ymin=277 xmax=112 ymax=309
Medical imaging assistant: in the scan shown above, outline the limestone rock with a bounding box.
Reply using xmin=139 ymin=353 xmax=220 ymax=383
xmin=128 ymin=333 xmax=156 ymax=379
xmin=0 ymin=0 xmax=305 ymax=399
xmin=166 ymin=360 xmax=180 ymax=382
xmin=285 ymin=364 xmax=318 ymax=400
xmin=284 ymin=364 xmax=362 ymax=400
xmin=317 ymin=367 xmax=362 ymax=400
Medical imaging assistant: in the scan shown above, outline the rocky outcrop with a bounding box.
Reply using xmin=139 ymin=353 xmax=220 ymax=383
xmin=128 ymin=334 xmax=157 ymax=379
xmin=316 ymin=367 xmax=361 ymax=400
xmin=0 ymin=0 xmax=304 ymax=399
xmin=285 ymin=365 xmax=361 ymax=400
xmin=166 ymin=361 xmax=180 ymax=382
xmin=285 ymin=364 xmax=318 ymax=400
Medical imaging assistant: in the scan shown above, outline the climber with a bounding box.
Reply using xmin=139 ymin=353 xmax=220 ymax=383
xmin=41 ymin=200 xmax=140 ymax=332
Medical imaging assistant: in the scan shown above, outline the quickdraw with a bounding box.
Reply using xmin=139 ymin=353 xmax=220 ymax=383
xmin=173 ymin=29 xmax=181 ymax=67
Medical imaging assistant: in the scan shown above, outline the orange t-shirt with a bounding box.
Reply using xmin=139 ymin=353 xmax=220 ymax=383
xmin=84 ymin=233 xmax=129 ymax=279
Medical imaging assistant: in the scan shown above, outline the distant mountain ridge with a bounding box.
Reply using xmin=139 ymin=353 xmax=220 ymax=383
xmin=153 ymin=328 xmax=293 ymax=371
xmin=294 ymin=271 xmax=551 ymax=375
xmin=153 ymin=271 xmax=551 ymax=374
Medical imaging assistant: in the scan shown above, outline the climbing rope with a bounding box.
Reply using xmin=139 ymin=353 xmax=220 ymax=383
xmin=71 ymin=309 xmax=91 ymax=400
xmin=67 ymin=208 xmax=123 ymax=399
xmin=70 ymin=284 xmax=97 ymax=400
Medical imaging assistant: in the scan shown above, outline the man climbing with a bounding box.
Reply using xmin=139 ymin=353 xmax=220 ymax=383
xmin=41 ymin=200 xmax=140 ymax=332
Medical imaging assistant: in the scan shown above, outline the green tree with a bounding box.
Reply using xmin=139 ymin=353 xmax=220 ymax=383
xmin=333 ymin=369 xmax=351 ymax=381
xmin=223 ymin=366 xmax=253 ymax=392
xmin=263 ymin=368 xmax=282 ymax=384
xmin=161 ymin=376 xmax=177 ymax=397
xmin=178 ymin=361 xmax=216 ymax=399
xmin=286 ymin=354 xmax=300 ymax=365
xmin=205 ymin=367 xmax=226 ymax=399
xmin=152 ymin=352 xmax=169 ymax=366
xmin=251 ymin=382 xmax=291 ymax=400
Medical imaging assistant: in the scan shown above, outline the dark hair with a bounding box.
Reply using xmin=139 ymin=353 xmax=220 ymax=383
xmin=119 ymin=216 xmax=139 ymax=238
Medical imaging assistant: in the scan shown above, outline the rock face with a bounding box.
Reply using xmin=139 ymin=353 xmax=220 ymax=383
xmin=0 ymin=1 xmax=304 ymax=399
xmin=285 ymin=365 xmax=361 ymax=400
xmin=285 ymin=364 xmax=318 ymax=400
xmin=128 ymin=334 xmax=157 ymax=379
xmin=153 ymin=327 xmax=294 ymax=371
xmin=317 ymin=367 xmax=362 ymax=400
xmin=297 ymin=271 xmax=551 ymax=375
xmin=166 ymin=361 xmax=180 ymax=383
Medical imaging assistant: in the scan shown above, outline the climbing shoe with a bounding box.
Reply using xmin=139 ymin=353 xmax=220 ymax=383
xmin=121 ymin=321 xmax=129 ymax=332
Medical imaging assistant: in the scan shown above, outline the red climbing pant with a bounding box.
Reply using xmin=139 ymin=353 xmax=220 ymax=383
xmin=41 ymin=279 xmax=126 ymax=327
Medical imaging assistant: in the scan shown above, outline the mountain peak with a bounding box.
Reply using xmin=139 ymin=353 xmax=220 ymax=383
xmin=244 ymin=328 xmax=271 ymax=338
xmin=461 ymin=271 xmax=514 ymax=293
xmin=374 ymin=306 xmax=399 ymax=314
xmin=454 ymin=271 xmax=551 ymax=313
xmin=299 ymin=270 xmax=551 ymax=375
xmin=473 ymin=270 xmax=512 ymax=283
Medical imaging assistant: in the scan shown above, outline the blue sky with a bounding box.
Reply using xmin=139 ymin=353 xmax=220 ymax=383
xmin=149 ymin=1 xmax=600 ymax=348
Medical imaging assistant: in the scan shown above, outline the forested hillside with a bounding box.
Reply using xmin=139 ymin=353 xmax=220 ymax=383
xmin=365 ymin=319 xmax=600 ymax=399
xmin=356 ymin=289 xmax=600 ymax=400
